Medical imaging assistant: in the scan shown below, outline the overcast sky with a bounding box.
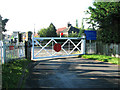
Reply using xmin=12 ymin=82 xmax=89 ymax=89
xmin=0 ymin=0 xmax=94 ymax=34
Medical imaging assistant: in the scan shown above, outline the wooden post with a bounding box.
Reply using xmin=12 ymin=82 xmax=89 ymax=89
xmin=25 ymin=41 xmax=27 ymax=59
xmin=3 ymin=41 xmax=6 ymax=64
xmin=118 ymin=44 xmax=120 ymax=58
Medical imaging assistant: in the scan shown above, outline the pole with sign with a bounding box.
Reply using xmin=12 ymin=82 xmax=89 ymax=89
xmin=60 ymin=32 xmax=63 ymax=38
xmin=84 ymin=30 xmax=97 ymax=54
xmin=90 ymin=40 xmax=91 ymax=54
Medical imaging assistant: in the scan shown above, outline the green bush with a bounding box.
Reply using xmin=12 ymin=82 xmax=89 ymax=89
xmin=2 ymin=59 xmax=31 ymax=88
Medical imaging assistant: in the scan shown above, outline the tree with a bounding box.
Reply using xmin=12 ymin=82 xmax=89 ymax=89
xmin=37 ymin=23 xmax=57 ymax=37
xmin=78 ymin=28 xmax=84 ymax=37
xmin=2 ymin=18 xmax=9 ymax=32
xmin=86 ymin=2 xmax=120 ymax=43
xmin=46 ymin=23 xmax=57 ymax=37
xmin=68 ymin=33 xmax=78 ymax=37
xmin=38 ymin=28 xmax=47 ymax=37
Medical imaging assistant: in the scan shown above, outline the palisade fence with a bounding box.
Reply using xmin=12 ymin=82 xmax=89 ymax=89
xmin=86 ymin=42 xmax=96 ymax=54
xmin=96 ymin=42 xmax=120 ymax=58
xmin=86 ymin=41 xmax=120 ymax=58
xmin=0 ymin=40 xmax=25 ymax=64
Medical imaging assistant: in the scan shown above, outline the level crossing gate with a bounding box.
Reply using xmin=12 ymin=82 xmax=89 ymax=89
xmin=32 ymin=35 xmax=85 ymax=60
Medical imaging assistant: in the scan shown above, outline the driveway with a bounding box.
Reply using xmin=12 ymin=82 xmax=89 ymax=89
xmin=25 ymin=57 xmax=120 ymax=89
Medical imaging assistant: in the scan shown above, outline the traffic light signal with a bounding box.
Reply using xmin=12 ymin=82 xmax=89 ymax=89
xmin=18 ymin=33 xmax=23 ymax=42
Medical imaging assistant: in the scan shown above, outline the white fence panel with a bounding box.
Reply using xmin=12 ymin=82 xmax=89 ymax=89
xmin=86 ymin=42 xmax=96 ymax=54
xmin=1 ymin=41 xmax=25 ymax=64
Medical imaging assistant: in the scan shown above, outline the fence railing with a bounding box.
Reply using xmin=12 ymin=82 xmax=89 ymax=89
xmin=85 ymin=41 xmax=120 ymax=58
xmin=0 ymin=40 xmax=25 ymax=64
xmin=96 ymin=42 xmax=120 ymax=58
xmin=86 ymin=42 xmax=96 ymax=54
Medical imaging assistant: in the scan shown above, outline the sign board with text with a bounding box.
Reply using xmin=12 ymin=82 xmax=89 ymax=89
xmin=84 ymin=30 xmax=97 ymax=40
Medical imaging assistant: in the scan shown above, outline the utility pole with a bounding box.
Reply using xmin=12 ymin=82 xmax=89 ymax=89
xmin=34 ymin=24 xmax=35 ymax=35
xmin=81 ymin=18 xmax=84 ymax=29
xmin=76 ymin=19 xmax=78 ymax=27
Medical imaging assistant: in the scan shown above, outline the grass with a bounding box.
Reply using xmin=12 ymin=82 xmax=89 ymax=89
xmin=80 ymin=54 xmax=120 ymax=65
xmin=2 ymin=59 xmax=31 ymax=88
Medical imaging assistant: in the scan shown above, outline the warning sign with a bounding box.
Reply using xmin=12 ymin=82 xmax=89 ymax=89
xmin=54 ymin=43 xmax=61 ymax=52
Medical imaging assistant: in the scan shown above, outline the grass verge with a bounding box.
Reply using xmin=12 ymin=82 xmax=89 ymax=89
xmin=80 ymin=54 xmax=120 ymax=65
xmin=2 ymin=58 xmax=31 ymax=88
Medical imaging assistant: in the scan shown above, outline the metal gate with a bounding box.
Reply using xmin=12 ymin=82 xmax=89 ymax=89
xmin=32 ymin=35 xmax=85 ymax=60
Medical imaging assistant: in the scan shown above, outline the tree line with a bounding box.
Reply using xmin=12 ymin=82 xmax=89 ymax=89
xmin=86 ymin=1 xmax=120 ymax=44
xmin=37 ymin=23 xmax=85 ymax=38
xmin=37 ymin=1 xmax=120 ymax=44
xmin=38 ymin=23 xmax=57 ymax=37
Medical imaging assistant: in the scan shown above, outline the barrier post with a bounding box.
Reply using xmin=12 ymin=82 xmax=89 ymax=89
xmin=27 ymin=31 xmax=32 ymax=60
xmin=3 ymin=41 xmax=6 ymax=64
xmin=81 ymin=34 xmax=86 ymax=54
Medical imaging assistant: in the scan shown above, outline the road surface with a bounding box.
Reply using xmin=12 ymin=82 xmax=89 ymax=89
xmin=25 ymin=57 xmax=120 ymax=89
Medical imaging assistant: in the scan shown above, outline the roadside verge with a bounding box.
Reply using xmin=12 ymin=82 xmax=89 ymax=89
xmin=2 ymin=59 xmax=31 ymax=89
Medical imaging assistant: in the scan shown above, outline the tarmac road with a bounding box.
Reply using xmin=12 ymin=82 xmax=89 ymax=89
xmin=25 ymin=57 xmax=120 ymax=89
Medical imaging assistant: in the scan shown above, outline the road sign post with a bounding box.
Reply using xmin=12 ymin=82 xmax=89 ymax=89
xmin=60 ymin=33 xmax=63 ymax=38
xmin=84 ymin=30 xmax=97 ymax=54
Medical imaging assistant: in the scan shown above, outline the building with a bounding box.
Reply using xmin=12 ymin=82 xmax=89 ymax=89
xmin=56 ymin=27 xmax=66 ymax=36
xmin=56 ymin=23 xmax=80 ymax=36
xmin=9 ymin=31 xmax=27 ymax=44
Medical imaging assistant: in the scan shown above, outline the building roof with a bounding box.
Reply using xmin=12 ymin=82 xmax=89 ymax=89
xmin=63 ymin=26 xmax=71 ymax=33
xmin=56 ymin=27 xmax=66 ymax=33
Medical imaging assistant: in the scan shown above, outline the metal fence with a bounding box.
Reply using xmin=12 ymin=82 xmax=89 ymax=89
xmin=96 ymin=42 xmax=120 ymax=58
xmin=85 ymin=41 xmax=120 ymax=58
xmin=0 ymin=40 xmax=25 ymax=64
xmin=86 ymin=42 xmax=96 ymax=54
